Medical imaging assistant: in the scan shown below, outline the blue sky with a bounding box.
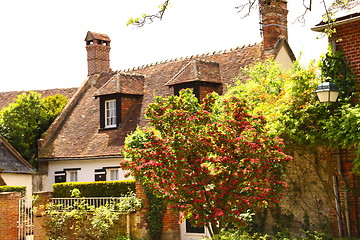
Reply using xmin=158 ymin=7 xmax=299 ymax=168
xmin=0 ymin=0 xmax=332 ymax=92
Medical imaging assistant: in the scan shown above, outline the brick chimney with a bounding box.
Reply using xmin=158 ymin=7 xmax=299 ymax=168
xmin=260 ymin=0 xmax=288 ymax=51
xmin=85 ymin=31 xmax=111 ymax=75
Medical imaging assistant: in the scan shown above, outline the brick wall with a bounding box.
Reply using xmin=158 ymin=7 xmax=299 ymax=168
xmin=86 ymin=42 xmax=111 ymax=76
xmin=122 ymin=95 xmax=142 ymax=120
xmin=199 ymin=84 xmax=222 ymax=100
xmin=335 ymin=22 xmax=360 ymax=101
xmin=0 ymin=192 xmax=21 ymax=240
xmin=135 ymin=180 xmax=181 ymax=240
xmin=330 ymin=20 xmax=360 ymax=237
xmin=33 ymin=191 xmax=53 ymax=240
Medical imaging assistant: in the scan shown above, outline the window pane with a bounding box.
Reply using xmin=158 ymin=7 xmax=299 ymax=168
xmin=68 ymin=171 xmax=78 ymax=182
xmin=105 ymin=99 xmax=116 ymax=128
xmin=186 ymin=219 xmax=205 ymax=234
xmin=108 ymin=169 xmax=119 ymax=181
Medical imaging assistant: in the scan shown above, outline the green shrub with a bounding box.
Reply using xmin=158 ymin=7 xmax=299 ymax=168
xmin=44 ymin=189 xmax=142 ymax=240
xmin=52 ymin=180 xmax=135 ymax=197
xmin=0 ymin=186 xmax=26 ymax=196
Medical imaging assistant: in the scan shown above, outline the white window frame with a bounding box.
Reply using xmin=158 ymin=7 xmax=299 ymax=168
xmin=67 ymin=170 xmax=78 ymax=182
xmin=105 ymin=99 xmax=117 ymax=128
xmin=107 ymin=168 xmax=119 ymax=181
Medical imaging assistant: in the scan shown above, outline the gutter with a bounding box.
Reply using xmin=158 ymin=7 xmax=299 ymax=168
xmin=311 ymin=15 xmax=360 ymax=32
xmin=38 ymin=155 xmax=123 ymax=162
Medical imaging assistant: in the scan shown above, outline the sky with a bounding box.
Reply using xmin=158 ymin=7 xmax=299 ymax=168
xmin=0 ymin=0 xmax=332 ymax=92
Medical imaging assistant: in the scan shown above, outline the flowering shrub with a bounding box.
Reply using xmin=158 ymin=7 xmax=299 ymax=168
xmin=121 ymin=89 xmax=291 ymax=235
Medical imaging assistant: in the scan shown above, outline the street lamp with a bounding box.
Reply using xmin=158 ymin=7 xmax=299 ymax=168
xmin=315 ymin=80 xmax=340 ymax=103
xmin=315 ymin=54 xmax=347 ymax=103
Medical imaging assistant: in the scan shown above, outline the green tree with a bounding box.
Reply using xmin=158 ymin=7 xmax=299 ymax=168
xmin=121 ymin=89 xmax=291 ymax=236
xmin=0 ymin=92 xmax=68 ymax=166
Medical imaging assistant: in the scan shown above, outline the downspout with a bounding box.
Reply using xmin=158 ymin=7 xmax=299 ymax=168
xmin=337 ymin=147 xmax=351 ymax=237
xmin=333 ymin=175 xmax=343 ymax=237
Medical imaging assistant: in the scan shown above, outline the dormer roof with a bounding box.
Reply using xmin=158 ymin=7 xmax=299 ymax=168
xmin=93 ymin=72 xmax=145 ymax=97
xmin=165 ymin=60 xmax=221 ymax=86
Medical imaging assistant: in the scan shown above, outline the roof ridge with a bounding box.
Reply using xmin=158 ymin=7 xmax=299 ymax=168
xmin=0 ymin=87 xmax=78 ymax=94
xmin=122 ymin=43 xmax=260 ymax=72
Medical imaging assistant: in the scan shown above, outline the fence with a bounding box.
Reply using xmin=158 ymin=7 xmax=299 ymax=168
xmin=51 ymin=197 xmax=136 ymax=212
xmin=18 ymin=197 xmax=34 ymax=240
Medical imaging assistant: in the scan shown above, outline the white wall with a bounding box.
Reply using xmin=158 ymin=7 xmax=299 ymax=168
xmin=1 ymin=173 xmax=33 ymax=198
xmin=46 ymin=158 xmax=132 ymax=191
xmin=275 ymin=45 xmax=294 ymax=69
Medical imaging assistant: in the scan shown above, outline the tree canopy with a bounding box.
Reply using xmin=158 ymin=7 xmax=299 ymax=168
xmin=0 ymin=92 xmax=68 ymax=166
xmin=121 ymin=89 xmax=291 ymax=235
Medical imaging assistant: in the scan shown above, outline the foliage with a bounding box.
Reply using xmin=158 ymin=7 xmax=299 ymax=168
xmin=43 ymin=189 xmax=142 ymax=240
xmin=127 ymin=0 xmax=170 ymax=27
xmin=0 ymin=186 xmax=26 ymax=196
xmin=209 ymin=228 xmax=334 ymax=240
xmin=0 ymin=92 xmax=68 ymax=165
xmin=121 ymin=89 xmax=291 ymax=235
xmin=143 ymin=185 xmax=167 ymax=240
xmin=232 ymin=54 xmax=359 ymax=165
xmin=52 ymin=180 xmax=135 ymax=197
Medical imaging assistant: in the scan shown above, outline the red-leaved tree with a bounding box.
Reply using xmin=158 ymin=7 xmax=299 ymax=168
xmin=121 ymin=89 xmax=291 ymax=235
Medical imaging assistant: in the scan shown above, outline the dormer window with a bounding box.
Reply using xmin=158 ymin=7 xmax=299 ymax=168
xmin=105 ymin=99 xmax=117 ymax=128
xmin=98 ymin=94 xmax=121 ymax=130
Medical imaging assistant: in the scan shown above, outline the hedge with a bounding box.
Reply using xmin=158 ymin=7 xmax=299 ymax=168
xmin=52 ymin=180 xmax=136 ymax=197
xmin=0 ymin=186 xmax=26 ymax=197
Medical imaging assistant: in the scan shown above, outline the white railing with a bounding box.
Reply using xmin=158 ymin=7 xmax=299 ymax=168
xmin=51 ymin=197 xmax=135 ymax=212
xmin=18 ymin=197 xmax=34 ymax=240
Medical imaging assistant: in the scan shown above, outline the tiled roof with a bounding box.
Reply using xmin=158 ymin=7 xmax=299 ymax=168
xmin=312 ymin=0 xmax=360 ymax=31
xmin=0 ymin=135 xmax=34 ymax=174
xmin=39 ymin=42 xmax=270 ymax=159
xmin=0 ymin=88 xmax=78 ymax=110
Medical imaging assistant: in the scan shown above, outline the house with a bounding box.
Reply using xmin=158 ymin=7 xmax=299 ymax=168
xmin=0 ymin=135 xmax=34 ymax=198
xmin=312 ymin=0 xmax=360 ymax=237
xmin=37 ymin=1 xmax=295 ymax=239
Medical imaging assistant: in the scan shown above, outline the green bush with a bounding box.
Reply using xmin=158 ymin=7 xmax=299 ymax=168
xmin=52 ymin=180 xmax=135 ymax=197
xmin=0 ymin=186 xmax=26 ymax=196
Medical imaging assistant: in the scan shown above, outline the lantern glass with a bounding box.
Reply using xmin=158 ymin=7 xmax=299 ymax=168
xmin=315 ymin=81 xmax=340 ymax=103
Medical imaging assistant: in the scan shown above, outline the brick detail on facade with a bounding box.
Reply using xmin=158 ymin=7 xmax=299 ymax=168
xmin=122 ymin=95 xmax=143 ymax=120
xmin=162 ymin=204 xmax=180 ymax=240
xmin=260 ymin=0 xmax=288 ymax=51
xmin=0 ymin=192 xmax=21 ymax=240
xmin=199 ymin=83 xmax=222 ymax=100
xmin=86 ymin=40 xmax=111 ymax=76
